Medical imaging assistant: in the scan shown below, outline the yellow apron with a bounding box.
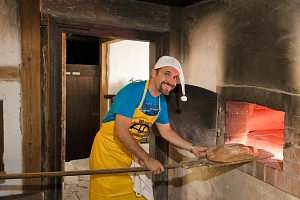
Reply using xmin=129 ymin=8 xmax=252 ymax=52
xmin=89 ymin=81 xmax=159 ymax=200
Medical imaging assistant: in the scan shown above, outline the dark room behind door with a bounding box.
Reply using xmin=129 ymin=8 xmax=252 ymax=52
xmin=65 ymin=35 xmax=100 ymax=161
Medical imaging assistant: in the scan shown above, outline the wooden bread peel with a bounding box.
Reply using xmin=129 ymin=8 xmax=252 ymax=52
xmin=180 ymin=149 xmax=274 ymax=169
xmin=0 ymin=149 xmax=274 ymax=180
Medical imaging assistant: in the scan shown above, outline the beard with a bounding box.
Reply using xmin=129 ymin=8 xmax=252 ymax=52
xmin=159 ymin=81 xmax=175 ymax=95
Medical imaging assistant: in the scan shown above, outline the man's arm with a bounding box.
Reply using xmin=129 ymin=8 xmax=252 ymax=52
xmin=114 ymin=114 xmax=164 ymax=174
xmin=155 ymin=122 xmax=209 ymax=158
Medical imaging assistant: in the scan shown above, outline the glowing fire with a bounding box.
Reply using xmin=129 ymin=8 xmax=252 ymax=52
xmin=225 ymin=102 xmax=284 ymax=160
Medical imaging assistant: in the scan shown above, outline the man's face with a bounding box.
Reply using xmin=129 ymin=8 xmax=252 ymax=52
xmin=152 ymin=66 xmax=179 ymax=95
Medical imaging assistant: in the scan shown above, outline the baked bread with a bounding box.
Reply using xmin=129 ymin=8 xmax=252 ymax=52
xmin=206 ymin=143 xmax=259 ymax=163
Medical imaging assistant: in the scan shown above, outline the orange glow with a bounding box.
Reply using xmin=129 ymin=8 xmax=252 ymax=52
xmin=225 ymin=102 xmax=284 ymax=160
xmin=248 ymin=104 xmax=284 ymax=160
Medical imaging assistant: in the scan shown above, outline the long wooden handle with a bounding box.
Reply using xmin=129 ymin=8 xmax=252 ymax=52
xmin=0 ymin=163 xmax=182 ymax=180
xmin=0 ymin=154 xmax=269 ymax=180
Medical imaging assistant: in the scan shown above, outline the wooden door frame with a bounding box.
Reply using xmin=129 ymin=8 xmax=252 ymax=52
xmin=42 ymin=15 xmax=169 ymax=200
xmin=20 ymin=0 xmax=41 ymax=192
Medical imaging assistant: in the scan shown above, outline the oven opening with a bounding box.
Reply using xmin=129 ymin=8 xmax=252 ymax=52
xmin=225 ymin=101 xmax=284 ymax=160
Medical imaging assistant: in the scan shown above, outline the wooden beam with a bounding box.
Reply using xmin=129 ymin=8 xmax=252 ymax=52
xmin=0 ymin=67 xmax=19 ymax=81
xmin=19 ymin=0 xmax=41 ymax=191
xmin=0 ymin=164 xmax=182 ymax=180
xmin=99 ymin=42 xmax=108 ymax=124
xmin=46 ymin=16 xmax=64 ymax=200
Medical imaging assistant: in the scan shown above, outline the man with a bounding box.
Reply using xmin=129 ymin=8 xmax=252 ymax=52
xmin=89 ymin=56 xmax=209 ymax=200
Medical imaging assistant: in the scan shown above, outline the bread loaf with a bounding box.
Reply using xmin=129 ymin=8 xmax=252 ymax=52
xmin=206 ymin=143 xmax=259 ymax=163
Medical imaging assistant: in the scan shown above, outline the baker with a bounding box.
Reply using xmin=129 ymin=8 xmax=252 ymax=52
xmin=89 ymin=56 xmax=210 ymax=200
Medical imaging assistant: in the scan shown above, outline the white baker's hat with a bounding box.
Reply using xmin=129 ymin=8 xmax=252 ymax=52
xmin=154 ymin=56 xmax=187 ymax=101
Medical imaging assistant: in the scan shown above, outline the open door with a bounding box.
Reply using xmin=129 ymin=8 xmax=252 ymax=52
xmin=65 ymin=35 xmax=100 ymax=161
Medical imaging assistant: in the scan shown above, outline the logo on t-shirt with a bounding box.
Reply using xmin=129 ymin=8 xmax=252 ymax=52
xmin=140 ymin=102 xmax=159 ymax=116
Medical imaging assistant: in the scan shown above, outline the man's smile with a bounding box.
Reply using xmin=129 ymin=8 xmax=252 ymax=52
xmin=163 ymin=81 xmax=175 ymax=88
xmin=159 ymin=81 xmax=175 ymax=95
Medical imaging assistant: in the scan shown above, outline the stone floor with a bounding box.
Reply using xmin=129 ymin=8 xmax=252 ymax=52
xmin=63 ymin=144 xmax=149 ymax=200
xmin=63 ymin=158 xmax=89 ymax=200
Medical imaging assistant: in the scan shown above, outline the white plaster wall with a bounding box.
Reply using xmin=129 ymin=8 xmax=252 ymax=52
xmin=183 ymin=11 xmax=226 ymax=93
xmin=0 ymin=0 xmax=22 ymax=196
xmin=107 ymin=40 xmax=149 ymax=94
xmin=0 ymin=82 xmax=22 ymax=196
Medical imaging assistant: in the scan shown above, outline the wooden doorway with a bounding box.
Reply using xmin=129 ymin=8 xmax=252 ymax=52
xmin=43 ymin=16 xmax=168 ymax=200
xmin=65 ymin=35 xmax=100 ymax=161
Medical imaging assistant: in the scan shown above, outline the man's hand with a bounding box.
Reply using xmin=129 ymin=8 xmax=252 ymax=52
xmin=193 ymin=145 xmax=210 ymax=158
xmin=143 ymin=157 xmax=165 ymax=175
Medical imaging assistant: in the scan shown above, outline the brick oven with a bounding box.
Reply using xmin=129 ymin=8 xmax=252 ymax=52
xmin=166 ymin=79 xmax=300 ymax=199
xmin=217 ymin=85 xmax=300 ymax=198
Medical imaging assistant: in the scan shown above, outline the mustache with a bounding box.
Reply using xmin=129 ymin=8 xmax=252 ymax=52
xmin=162 ymin=81 xmax=175 ymax=88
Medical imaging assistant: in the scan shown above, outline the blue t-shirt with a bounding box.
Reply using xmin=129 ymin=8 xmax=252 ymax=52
xmin=102 ymin=81 xmax=169 ymax=124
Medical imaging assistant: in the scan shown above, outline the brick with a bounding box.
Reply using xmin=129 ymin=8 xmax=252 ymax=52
xmin=244 ymin=88 xmax=256 ymax=103
xmin=265 ymin=164 xmax=276 ymax=186
xmin=237 ymin=164 xmax=245 ymax=172
xmin=285 ymin=115 xmax=300 ymax=130
xmin=266 ymin=90 xmax=282 ymax=111
xmin=224 ymin=134 xmax=247 ymax=144
xmin=294 ymin=135 xmax=300 ymax=146
xmin=244 ymin=162 xmax=255 ymax=176
xmin=291 ymin=96 xmax=300 ymax=116
xmin=276 ymin=169 xmax=288 ymax=191
xmin=289 ymin=176 xmax=300 ymax=198
xmin=284 ymin=128 xmax=300 ymax=146
xmin=254 ymin=88 xmax=267 ymax=107
xmin=283 ymin=147 xmax=290 ymax=159
xmin=255 ymin=161 xmax=265 ymax=181
xmin=282 ymin=158 xmax=289 ymax=172
xmin=225 ymin=123 xmax=248 ymax=132
xmin=226 ymin=113 xmax=249 ymax=124
xmin=226 ymin=101 xmax=251 ymax=113
xmin=259 ymin=159 xmax=282 ymax=170
xmin=283 ymin=147 xmax=300 ymax=162
xmin=283 ymin=159 xmax=300 ymax=177
xmin=278 ymin=93 xmax=292 ymax=112
xmin=289 ymin=161 xmax=300 ymax=177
